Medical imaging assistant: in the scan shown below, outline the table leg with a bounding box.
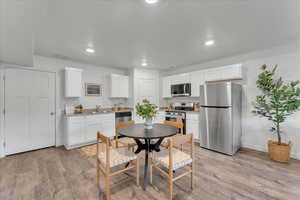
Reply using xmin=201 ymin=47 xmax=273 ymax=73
xmin=143 ymin=139 xmax=150 ymax=190
xmin=134 ymin=138 xmax=144 ymax=154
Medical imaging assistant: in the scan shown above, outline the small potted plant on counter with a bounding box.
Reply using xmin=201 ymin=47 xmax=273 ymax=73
xmin=253 ymin=64 xmax=300 ymax=163
xmin=136 ymin=99 xmax=158 ymax=129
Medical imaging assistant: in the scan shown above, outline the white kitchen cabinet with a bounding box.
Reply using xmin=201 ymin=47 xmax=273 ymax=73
xmin=186 ymin=113 xmax=200 ymax=141
xmin=65 ymin=113 xmax=115 ymax=149
xmin=65 ymin=67 xmax=82 ymax=97
xmin=190 ymin=71 xmax=205 ymax=97
xmin=204 ymin=68 xmax=223 ymax=82
xmin=120 ymin=76 xmax=129 ymax=98
xmin=85 ymin=115 xmax=102 ymax=142
xmin=171 ymin=73 xmax=190 ymax=84
xmin=204 ymin=64 xmax=242 ymax=82
xmin=65 ymin=117 xmax=85 ymax=147
xmin=221 ymin=64 xmax=242 ymax=80
xmin=99 ymin=113 xmax=115 ymax=138
xmin=154 ymin=111 xmax=166 ymax=123
xmin=110 ymin=74 xmax=129 ymax=98
xmin=162 ymin=76 xmax=172 ymax=98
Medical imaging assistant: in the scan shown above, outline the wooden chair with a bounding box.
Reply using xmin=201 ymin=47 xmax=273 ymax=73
xmin=150 ymin=133 xmax=193 ymax=200
xmin=164 ymin=120 xmax=184 ymax=135
xmin=115 ymin=121 xmax=136 ymax=151
xmin=163 ymin=120 xmax=184 ymax=150
xmin=96 ymin=132 xmax=140 ymax=200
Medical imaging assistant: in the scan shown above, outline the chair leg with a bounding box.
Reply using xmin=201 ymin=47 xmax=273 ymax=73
xmin=149 ymin=155 xmax=153 ymax=184
xmin=190 ymin=163 xmax=193 ymax=190
xmin=168 ymin=176 xmax=173 ymax=200
xmin=96 ymin=160 xmax=100 ymax=186
xmin=136 ymin=158 xmax=140 ymax=186
xmin=105 ymin=175 xmax=110 ymax=200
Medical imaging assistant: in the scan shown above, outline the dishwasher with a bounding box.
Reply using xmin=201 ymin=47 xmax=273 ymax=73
xmin=115 ymin=111 xmax=132 ymax=123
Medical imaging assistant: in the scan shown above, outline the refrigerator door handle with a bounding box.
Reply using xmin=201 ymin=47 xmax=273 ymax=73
xmin=205 ymin=107 xmax=210 ymax=148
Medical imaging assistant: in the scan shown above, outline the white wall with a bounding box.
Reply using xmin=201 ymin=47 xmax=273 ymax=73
xmin=0 ymin=56 xmax=129 ymax=158
xmin=0 ymin=0 xmax=34 ymax=67
xmin=33 ymin=56 xmax=129 ymax=146
xmin=0 ymin=66 xmax=4 ymax=158
xmin=163 ymin=42 xmax=300 ymax=159
xmin=132 ymin=68 xmax=160 ymax=122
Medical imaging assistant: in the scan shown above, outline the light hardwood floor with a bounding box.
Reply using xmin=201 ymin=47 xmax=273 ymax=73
xmin=0 ymin=145 xmax=300 ymax=200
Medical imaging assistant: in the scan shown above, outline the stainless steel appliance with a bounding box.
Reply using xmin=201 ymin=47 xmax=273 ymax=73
xmin=165 ymin=111 xmax=186 ymax=134
xmin=174 ymin=102 xmax=194 ymax=111
xmin=115 ymin=111 xmax=132 ymax=123
xmin=85 ymin=83 xmax=102 ymax=96
xmin=199 ymin=82 xmax=242 ymax=155
xmin=171 ymin=83 xmax=191 ymax=97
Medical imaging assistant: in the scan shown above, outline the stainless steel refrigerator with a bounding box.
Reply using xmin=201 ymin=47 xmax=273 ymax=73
xmin=199 ymin=82 xmax=242 ymax=155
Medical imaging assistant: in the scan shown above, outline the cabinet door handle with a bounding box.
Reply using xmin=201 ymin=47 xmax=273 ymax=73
xmin=50 ymin=112 xmax=55 ymax=116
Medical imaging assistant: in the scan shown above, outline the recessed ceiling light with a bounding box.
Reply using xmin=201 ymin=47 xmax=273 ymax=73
xmin=85 ymin=48 xmax=95 ymax=54
xmin=145 ymin=0 xmax=158 ymax=4
xmin=205 ymin=40 xmax=215 ymax=46
xmin=141 ymin=62 xmax=148 ymax=67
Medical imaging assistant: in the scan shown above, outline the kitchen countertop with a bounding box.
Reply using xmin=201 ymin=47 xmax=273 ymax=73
xmin=65 ymin=108 xmax=133 ymax=117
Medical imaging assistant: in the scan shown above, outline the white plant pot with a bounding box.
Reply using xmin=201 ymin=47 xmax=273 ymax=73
xmin=144 ymin=118 xmax=153 ymax=129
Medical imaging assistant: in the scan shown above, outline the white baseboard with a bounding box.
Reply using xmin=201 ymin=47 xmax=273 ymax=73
xmin=242 ymin=143 xmax=300 ymax=160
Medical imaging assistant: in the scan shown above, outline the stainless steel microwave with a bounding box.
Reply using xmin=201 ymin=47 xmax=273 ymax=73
xmin=85 ymin=83 xmax=102 ymax=96
xmin=171 ymin=83 xmax=191 ymax=97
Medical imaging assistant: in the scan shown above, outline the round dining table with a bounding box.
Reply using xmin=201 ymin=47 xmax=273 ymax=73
xmin=120 ymin=123 xmax=178 ymax=190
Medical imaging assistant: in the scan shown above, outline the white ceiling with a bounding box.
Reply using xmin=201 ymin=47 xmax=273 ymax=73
xmin=30 ymin=0 xmax=300 ymax=69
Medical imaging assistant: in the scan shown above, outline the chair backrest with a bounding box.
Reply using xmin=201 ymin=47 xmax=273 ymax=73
xmin=166 ymin=133 xmax=193 ymax=171
xmin=164 ymin=120 xmax=184 ymax=134
xmin=115 ymin=120 xmax=135 ymax=136
xmin=97 ymin=132 xmax=111 ymax=169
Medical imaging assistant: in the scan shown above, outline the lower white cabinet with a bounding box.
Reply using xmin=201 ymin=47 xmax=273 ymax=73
xmin=85 ymin=116 xmax=102 ymax=142
xmin=186 ymin=113 xmax=200 ymax=141
xmin=154 ymin=111 xmax=166 ymax=123
xmin=65 ymin=113 xmax=115 ymax=149
xmin=67 ymin=117 xmax=85 ymax=146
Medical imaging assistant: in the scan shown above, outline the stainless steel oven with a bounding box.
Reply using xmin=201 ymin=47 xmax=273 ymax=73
xmin=171 ymin=83 xmax=191 ymax=97
xmin=115 ymin=111 xmax=132 ymax=123
xmin=165 ymin=111 xmax=186 ymax=134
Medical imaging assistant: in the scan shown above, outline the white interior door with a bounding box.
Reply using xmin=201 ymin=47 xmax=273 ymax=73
xmin=135 ymin=78 xmax=158 ymax=123
xmin=5 ymin=68 xmax=55 ymax=155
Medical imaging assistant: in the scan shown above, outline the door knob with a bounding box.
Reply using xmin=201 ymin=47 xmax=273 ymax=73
xmin=50 ymin=112 xmax=55 ymax=115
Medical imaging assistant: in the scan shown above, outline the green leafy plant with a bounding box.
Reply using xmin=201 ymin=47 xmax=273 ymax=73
xmin=136 ymin=99 xmax=158 ymax=120
xmin=252 ymin=64 xmax=300 ymax=144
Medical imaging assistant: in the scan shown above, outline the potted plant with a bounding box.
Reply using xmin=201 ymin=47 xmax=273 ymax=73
xmin=136 ymin=99 xmax=158 ymax=129
xmin=253 ymin=64 xmax=300 ymax=163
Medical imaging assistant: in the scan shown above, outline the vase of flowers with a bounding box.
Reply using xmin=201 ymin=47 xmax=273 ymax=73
xmin=136 ymin=99 xmax=158 ymax=129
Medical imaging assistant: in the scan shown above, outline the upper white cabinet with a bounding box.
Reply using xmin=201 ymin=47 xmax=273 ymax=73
xmin=162 ymin=76 xmax=172 ymax=98
xmin=190 ymin=71 xmax=205 ymax=97
xmin=171 ymin=73 xmax=190 ymax=84
xmin=65 ymin=67 xmax=83 ymax=97
xmin=120 ymin=76 xmax=129 ymax=98
xmin=221 ymin=64 xmax=242 ymax=80
xmin=110 ymin=74 xmax=129 ymax=98
xmin=161 ymin=64 xmax=242 ymax=98
xmin=204 ymin=64 xmax=242 ymax=82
